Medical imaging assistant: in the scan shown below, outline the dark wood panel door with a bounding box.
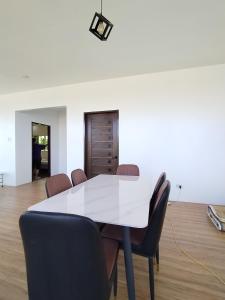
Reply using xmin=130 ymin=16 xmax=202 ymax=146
xmin=85 ymin=111 xmax=119 ymax=178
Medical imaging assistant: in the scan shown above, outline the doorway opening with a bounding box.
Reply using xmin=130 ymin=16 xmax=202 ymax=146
xmin=32 ymin=122 xmax=51 ymax=181
xmin=84 ymin=110 xmax=119 ymax=178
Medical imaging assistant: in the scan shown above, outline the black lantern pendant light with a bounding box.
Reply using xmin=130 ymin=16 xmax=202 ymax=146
xmin=89 ymin=0 xmax=113 ymax=41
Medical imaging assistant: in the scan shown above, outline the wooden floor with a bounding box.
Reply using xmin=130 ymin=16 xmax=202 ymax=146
xmin=0 ymin=180 xmax=225 ymax=300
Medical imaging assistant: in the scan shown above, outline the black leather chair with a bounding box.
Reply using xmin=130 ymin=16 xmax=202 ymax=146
xmin=45 ymin=173 xmax=72 ymax=198
xmin=149 ymin=172 xmax=166 ymax=218
xmin=103 ymin=180 xmax=170 ymax=300
xmin=148 ymin=172 xmax=166 ymax=267
xmin=19 ymin=211 xmax=119 ymax=300
xmin=103 ymin=172 xmax=166 ymax=268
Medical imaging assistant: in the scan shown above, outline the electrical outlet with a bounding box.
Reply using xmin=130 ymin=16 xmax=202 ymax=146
xmin=176 ymin=184 xmax=182 ymax=189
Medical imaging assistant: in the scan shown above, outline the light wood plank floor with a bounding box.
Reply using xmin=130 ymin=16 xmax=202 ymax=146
xmin=0 ymin=180 xmax=225 ymax=300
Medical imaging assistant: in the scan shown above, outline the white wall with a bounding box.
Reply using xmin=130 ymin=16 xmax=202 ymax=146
xmin=0 ymin=64 xmax=225 ymax=204
xmin=58 ymin=109 xmax=67 ymax=174
xmin=0 ymin=105 xmax=15 ymax=185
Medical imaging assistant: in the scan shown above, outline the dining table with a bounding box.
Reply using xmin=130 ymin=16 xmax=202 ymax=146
xmin=28 ymin=174 xmax=152 ymax=300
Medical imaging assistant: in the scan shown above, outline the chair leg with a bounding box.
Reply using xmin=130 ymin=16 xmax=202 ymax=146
xmin=156 ymin=246 xmax=159 ymax=271
xmin=148 ymin=257 xmax=155 ymax=300
xmin=113 ymin=264 xmax=118 ymax=297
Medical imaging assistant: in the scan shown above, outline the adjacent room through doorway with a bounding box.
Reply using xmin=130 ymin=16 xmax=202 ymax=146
xmin=15 ymin=107 xmax=67 ymax=186
xmin=32 ymin=122 xmax=50 ymax=181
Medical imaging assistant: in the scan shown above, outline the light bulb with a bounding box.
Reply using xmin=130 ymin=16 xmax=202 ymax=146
xmin=97 ymin=21 xmax=105 ymax=35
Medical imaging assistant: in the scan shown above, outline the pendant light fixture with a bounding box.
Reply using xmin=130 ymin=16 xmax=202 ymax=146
xmin=89 ymin=0 xmax=113 ymax=41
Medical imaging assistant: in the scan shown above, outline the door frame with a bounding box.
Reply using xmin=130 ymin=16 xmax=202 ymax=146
xmin=84 ymin=110 xmax=119 ymax=176
xmin=32 ymin=122 xmax=51 ymax=179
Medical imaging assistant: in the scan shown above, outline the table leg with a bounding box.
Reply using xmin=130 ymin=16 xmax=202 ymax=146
xmin=123 ymin=226 xmax=136 ymax=300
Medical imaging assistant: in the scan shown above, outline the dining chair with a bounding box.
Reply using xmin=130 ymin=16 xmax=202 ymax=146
xmin=116 ymin=164 xmax=140 ymax=176
xmin=148 ymin=172 xmax=166 ymax=267
xmin=71 ymin=168 xmax=87 ymax=186
xmin=103 ymin=172 xmax=166 ymax=266
xmin=45 ymin=173 xmax=72 ymax=198
xmin=19 ymin=211 xmax=119 ymax=300
xmin=149 ymin=172 xmax=166 ymax=217
xmin=102 ymin=180 xmax=170 ymax=300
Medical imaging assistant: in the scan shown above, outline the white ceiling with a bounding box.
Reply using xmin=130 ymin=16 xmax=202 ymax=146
xmin=0 ymin=0 xmax=225 ymax=95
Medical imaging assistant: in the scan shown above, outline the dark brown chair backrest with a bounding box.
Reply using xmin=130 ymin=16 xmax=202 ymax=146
xmin=149 ymin=172 xmax=166 ymax=218
xmin=45 ymin=174 xmax=72 ymax=198
xmin=116 ymin=164 xmax=140 ymax=176
xmin=19 ymin=211 xmax=111 ymax=300
xmin=141 ymin=180 xmax=170 ymax=257
xmin=71 ymin=169 xmax=87 ymax=186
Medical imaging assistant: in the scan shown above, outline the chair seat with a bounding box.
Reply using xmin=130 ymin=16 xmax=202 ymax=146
xmin=102 ymin=225 xmax=147 ymax=246
xmin=102 ymin=238 xmax=119 ymax=279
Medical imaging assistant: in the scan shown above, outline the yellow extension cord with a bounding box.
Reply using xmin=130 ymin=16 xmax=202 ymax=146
xmin=168 ymin=216 xmax=225 ymax=286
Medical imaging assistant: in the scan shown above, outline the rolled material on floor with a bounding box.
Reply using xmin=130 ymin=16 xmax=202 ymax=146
xmin=208 ymin=205 xmax=225 ymax=231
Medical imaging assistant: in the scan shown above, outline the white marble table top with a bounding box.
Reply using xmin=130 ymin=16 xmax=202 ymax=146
xmin=28 ymin=174 xmax=152 ymax=228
